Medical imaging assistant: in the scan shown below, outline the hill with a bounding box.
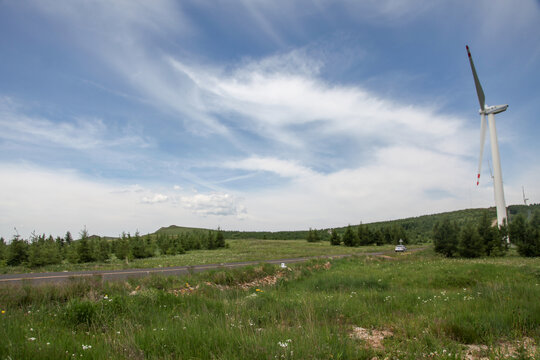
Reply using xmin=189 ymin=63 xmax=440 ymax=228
xmin=222 ymin=204 xmax=540 ymax=242
xmin=154 ymin=225 xmax=212 ymax=236
xmin=141 ymin=204 xmax=539 ymax=243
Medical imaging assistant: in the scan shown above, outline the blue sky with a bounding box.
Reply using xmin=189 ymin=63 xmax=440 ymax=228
xmin=1 ymin=0 xmax=539 ymax=238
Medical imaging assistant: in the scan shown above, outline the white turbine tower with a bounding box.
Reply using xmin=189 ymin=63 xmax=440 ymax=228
xmin=466 ymin=45 xmax=508 ymax=228
xmin=522 ymin=186 xmax=529 ymax=206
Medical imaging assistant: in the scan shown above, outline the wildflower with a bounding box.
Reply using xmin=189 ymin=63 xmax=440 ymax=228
xmin=103 ymin=295 xmax=109 ymax=300
xmin=28 ymin=337 xmax=36 ymax=341
xmin=278 ymin=339 xmax=292 ymax=348
xmin=82 ymin=344 xmax=92 ymax=350
xmin=1 ymin=310 xmax=5 ymax=314
xmin=46 ymin=342 xmax=50 ymax=346
xmin=256 ymin=289 xmax=263 ymax=292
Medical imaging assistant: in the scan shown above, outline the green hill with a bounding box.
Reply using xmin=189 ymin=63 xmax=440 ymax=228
xmin=139 ymin=204 xmax=539 ymax=242
xmin=154 ymin=225 xmax=212 ymax=236
xmin=222 ymin=204 xmax=540 ymax=242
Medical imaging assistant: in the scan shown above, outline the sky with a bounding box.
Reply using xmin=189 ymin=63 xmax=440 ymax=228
xmin=1 ymin=0 xmax=539 ymax=239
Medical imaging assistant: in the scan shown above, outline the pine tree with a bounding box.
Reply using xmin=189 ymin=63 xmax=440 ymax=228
xmin=55 ymin=236 xmax=66 ymax=259
xmin=0 ymin=237 xmax=6 ymax=261
xmin=130 ymin=231 xmax=150 ymax=258
xmin=433 ymin=219 xmax=459 ymax=257
xmin=382 ymin=227 xmax=393 ymax=244
xmin=357 ymin=224 xmax=371 ymax=246
xmin=342 ymin=225 xmax=356 ymax=247
xmin=7 ymin=235 xmax=29 ymax=266
xmin=374 ymin=229 xmax=384 ymax=246
xmin=65 ymin=231 xmax=73 ymax=245
xmin=477 ymin=212 xmax=505 ymax=256
xmin=458 ymin=224 xmax=485 ymax=258
xmin=330 ymin=229 xmax=341 ymax=246
xmin=306 ymin=228 xmax=320 ymax=243
xmin=77 ymin=228 xmax=95 ymax=263
xmin=509 ymin=214 xmax=527 ymax=245
xmin=215 ymin=228 xmax=226 ymax=248
xmin=513 ymin=213 xmax=540 ymax=257
xmin=114 ymin=232 xmax=131 ymax=261
xmin=96 ymin=238 xmax=110 ymax=262
xmin=44 ymin=235 xmax=62 ymax=265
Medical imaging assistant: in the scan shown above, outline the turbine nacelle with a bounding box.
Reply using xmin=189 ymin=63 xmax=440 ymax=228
xmin=481 ymin=104 xmax=508 ymax=115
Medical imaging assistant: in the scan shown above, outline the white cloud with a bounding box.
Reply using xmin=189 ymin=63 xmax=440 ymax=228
xmin=224 ymin=157 xmax=316 ymax=179
xmin=0 ymin=98 xmax=150 ymax=151
xmin=141 ymin=193 xmax=169 ymax=204
xmin=179 ymin=193 xmax=247 ymax=218
xmin=0 ymin=165 xmax=249 ymax=239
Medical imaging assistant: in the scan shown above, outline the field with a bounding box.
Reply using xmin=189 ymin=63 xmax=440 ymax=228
xmin=1 ymin=247 xmax=538 ymax=359
xmin=1 ymin=240 xmax=400 ymax=274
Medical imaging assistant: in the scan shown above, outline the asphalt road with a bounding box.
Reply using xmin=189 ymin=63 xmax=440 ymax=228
xmin=0 ymin=249 xmax=422 ymax=286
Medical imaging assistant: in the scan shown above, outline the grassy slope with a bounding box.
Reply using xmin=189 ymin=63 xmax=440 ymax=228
xmin=1 ymin=249 xmax=538 ymax=359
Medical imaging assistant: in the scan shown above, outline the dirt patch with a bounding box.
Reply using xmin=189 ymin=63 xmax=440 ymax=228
xmin=374 ymin=255 xmax=395 ymax=260
xmin=349 ymin=326 xmax=393 ymax=350
xmin=306 ymin=261 xmax=332 ymax=271
xmin=463 ymin=337 xmax=537 ymax=359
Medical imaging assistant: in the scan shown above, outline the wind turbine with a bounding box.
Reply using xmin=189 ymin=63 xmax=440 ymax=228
xmin=522 ymin=186 xmax=529 ymax=206
xmin=466 ymin=45 xmax=508 ymax=228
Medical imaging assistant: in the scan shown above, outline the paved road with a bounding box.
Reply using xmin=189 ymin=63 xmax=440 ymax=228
xmin=0 ymin=249 xmax=423 ymax=286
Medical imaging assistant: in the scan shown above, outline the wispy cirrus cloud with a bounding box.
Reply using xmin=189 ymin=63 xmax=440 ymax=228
xmin=224 ymin=157 xmax=317 ymax=179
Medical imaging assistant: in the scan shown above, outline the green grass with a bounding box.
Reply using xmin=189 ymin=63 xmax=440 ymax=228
xmin=0 ymin=240 xmax=406 ymax=274
xmin=0 ymin=249 xmax=538 ymax=359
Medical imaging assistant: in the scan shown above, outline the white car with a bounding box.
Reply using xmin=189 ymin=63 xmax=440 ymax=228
xmin=394 ymin=245 xmax=406 ymax=252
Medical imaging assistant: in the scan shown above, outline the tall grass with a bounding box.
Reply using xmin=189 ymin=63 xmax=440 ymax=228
xmin=0 ymin=250 xmax=538 ymax=359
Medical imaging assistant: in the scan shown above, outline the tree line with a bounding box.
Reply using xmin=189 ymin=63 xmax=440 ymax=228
xmin=0 ymin=228 xmax=226 ymax=268
xmin=309 ymin=223 xmax=409 ymax=247
xmin=433 ymin=210 xmax=540 ymax=258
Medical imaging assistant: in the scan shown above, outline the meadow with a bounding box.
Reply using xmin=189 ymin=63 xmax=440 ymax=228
xmin=1 ymin=240 xmax=399 ymax=274
xmin=1 ymin=248 xmax=538 ymax=359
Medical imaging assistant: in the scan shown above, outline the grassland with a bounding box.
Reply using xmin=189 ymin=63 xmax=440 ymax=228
xmin=1 ymin=248 xmax=538 ymax=359
xmin=1 ymin=240 xmax=402 ymax=274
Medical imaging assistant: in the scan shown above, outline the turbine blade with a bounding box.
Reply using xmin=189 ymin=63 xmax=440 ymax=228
xmin=477 ymin=113 xmax=487 ymax=185
xmin=466 ymin=45 xmax=485 ymax=111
